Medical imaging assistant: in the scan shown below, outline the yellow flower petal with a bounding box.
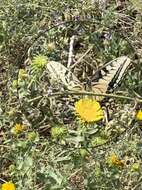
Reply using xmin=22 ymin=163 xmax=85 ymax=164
xmin=108 ymin=153 xmax=125 ymax=168
xmin=136 ymin=110 xmax=142 ymax=121
xmin=74 ymin=98 xmax=104 ymax=123
xmin=11 ymin=123 xmax=26 ymax=135
xmin=2 ymin=182 xmax=15 ymax=190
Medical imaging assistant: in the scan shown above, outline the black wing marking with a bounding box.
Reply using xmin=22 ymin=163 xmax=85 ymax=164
xmin=91 ymin=56 xmax=131 ymax=100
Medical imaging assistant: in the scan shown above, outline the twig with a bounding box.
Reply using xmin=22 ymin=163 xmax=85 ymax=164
xmin=67 ymin=35 xmax=75 ymax=68
xmin=132 ymin=176 xmax=142 ymax=190
xmin=0 ymin=178 xmax=6 ymax=183
xmin=70 ymin=46 xmax=93 ymax=69
xmin=27 ymin=90 xmax=142 ymax=103
xmin=0 ymin=80 xmax=7 ymax=85
xmin=31 ymin=20 xmax=97 ymax=49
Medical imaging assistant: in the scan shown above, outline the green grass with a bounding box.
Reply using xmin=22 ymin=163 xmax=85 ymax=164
xmin=0 ymin=0 xmax=142 ymax=189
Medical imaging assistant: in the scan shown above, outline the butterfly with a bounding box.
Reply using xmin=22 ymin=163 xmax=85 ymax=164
xmin=46 ymin=56 xmax=131 ymax=100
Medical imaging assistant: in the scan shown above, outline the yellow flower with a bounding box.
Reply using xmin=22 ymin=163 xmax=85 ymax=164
xmin=74 ymin=98 xmax=104 ymax=122
xmin=136 ymin=110 xmax=142 ymax=120
xmin=11 ymin=123 xmax=26 ymax=135
xmin=1 ymin=182 xmax=15 ymax=190
xmin=108 ymin=153 xmax=125 ymax=168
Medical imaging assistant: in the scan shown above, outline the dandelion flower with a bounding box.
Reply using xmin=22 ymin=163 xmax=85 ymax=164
xmin=74 ymin=98 xmax=104 ymax=123
xmin=1 ymin=182 xmax=15 ymax=190
xmin=136 ymin=110 xmax=142 ymax=121
xmin=11 ymin=123 xmax=26 ymax=135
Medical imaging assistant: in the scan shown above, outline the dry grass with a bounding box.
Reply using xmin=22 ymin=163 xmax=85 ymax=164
xmin=0 ymin=0 xmax=142 ymax=189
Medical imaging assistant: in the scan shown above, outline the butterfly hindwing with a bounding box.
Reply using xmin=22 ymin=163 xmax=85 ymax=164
xmin=46 ymin=56 xmax=131 ymax=101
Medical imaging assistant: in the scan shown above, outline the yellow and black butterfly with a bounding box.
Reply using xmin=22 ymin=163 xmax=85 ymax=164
xmin=46 ymin=56 xmax=131 ymax=100
xmin=90 ymin=56 xmax=131 ymax=100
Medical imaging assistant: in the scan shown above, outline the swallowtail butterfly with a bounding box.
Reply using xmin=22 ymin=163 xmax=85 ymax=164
xmin=46 ymin=56 xmax=131 ymax=100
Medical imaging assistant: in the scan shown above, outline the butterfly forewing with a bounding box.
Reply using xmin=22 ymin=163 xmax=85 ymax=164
xmin=46 ymin=56 xmax=131 ymax=101
xmin=91 ymin=56 xmax=131 ymax=100
xmin=46 ymin=61 xmax=83 ymax=91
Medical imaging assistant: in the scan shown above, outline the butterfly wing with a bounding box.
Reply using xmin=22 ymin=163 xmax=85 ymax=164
xmin=46 ymin=61 xmax=83 ymax=91
xmin=91 ymin=56 xmax=131 ymax=100
xmin=46 ymin=57 xmax=131 ymax=100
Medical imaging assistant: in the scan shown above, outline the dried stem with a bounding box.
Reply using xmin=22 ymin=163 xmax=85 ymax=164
xmin=70 ymin=46 xmax=93 ymax=69
xmin=28 ymin=90 xmax=142 ymax=103
xmin=67 ymin=35 xmax=75 ymax=68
